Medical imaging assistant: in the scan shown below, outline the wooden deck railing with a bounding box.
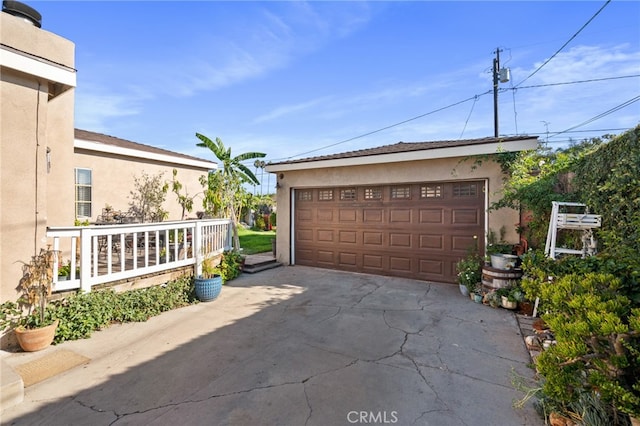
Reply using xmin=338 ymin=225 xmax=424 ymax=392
xmin=47 ymin=219 xmax=233 ymax=293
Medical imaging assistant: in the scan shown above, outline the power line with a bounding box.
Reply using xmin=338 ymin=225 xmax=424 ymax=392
xmin=514 ymin=0 xmax=612 ymax=88
xmin=274 ymin=90 xmax=492 ymax=161
xmin=549 ymin=95 xmax=640 ymax=138
xmin=267 ymin=72 xmax=636 ymax=163
xmin=502 ymin=74 xmax=639 ymax=92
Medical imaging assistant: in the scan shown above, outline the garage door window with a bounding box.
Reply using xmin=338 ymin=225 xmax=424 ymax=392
xmin=340 ymin=188 xmax=357 ymax=201
xmin=421 ymin=184 xmax=442 ymax=198
xmin=453 ymin=183 xmax=478 ymax=197
xmin=318 ymin=189 xmax=333 ymax=201
xmin=391 ymin=185 xmax=411 ymax=199
xmin=298 ymin=190 xmax=312 ymax=201
xmin=364 ymin=187 xmax=382 ymax=200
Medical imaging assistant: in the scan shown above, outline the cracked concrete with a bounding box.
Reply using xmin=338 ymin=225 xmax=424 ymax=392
xmin=1 ymin=266 xmax=542 ymax=425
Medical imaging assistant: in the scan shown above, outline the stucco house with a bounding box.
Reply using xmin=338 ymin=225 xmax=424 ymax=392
xmin=266 ymin=136 xmax=539 ymax=284
xmin=0 ymin=7 xmax=216 ymax=302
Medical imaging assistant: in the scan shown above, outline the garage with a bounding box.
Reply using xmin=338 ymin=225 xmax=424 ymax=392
xmin=293 ymin=180 xmax=485 ymax=283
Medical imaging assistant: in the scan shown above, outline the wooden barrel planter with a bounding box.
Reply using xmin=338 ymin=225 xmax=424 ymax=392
xmin=482 ymin=265 xmax=523 ymax=289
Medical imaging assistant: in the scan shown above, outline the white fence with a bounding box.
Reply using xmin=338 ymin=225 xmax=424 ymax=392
xmin=47 ymin=219 xmax=233 ymax=293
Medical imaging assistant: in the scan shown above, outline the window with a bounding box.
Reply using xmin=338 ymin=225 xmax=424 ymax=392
xmin=391 ymin=186 xmax=411 ymax=199
xmin=318 ymin=189 xmax=333 ymax=201
xmin=453 ymin=183 xmax=478 ymax=197
xmin=75 ymin=168 xmax=92 ymax=218
xmin=298 ymin=190 xmax=312 ymax=201
xmin=364 ymin=187 xmax=382 ymax=200
xmin=421 ymin=184 xmax=442 ymax=198
xmin=340 ymin=188 xmax=357 ymax=201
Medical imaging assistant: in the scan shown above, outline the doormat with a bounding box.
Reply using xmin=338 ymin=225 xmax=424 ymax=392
xmin=14 ymin=349 xmax=90 ymax=387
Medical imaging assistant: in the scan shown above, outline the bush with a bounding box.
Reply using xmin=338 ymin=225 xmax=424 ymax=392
xmin=520 ymin=253 xmax=640 ymax=420
xmin=47 ymin=276 xmax=197 ymax=344
xmin=214 ymin=250 xmax=244 ymax=283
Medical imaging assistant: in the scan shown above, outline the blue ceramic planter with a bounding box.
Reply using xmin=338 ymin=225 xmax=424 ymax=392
xmin=194 ymin=275 xmax=222 ymax=302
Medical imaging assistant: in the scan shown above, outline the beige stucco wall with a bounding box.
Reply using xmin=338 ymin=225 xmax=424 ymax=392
xmin=271 ymin=156 xmax=520 ymax=265
xmin=1 ymin=12 xmax=75 ymax=302
xmin=73 ymin=149 xmax=210 ymax=222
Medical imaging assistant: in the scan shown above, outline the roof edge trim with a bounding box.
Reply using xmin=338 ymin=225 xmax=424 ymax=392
xmin=75 ymin=139 xmax=218 ymax=170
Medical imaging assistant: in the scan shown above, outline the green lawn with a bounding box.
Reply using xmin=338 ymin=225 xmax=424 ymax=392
xmin=238 ymin=227 xmax=276 ymax=255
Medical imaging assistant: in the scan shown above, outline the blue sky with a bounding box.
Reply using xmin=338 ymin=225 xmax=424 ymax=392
xmin=31 ymin=1 xmax=639 ymax=191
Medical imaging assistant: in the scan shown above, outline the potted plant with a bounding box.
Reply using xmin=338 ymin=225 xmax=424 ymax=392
xmin=456 ymin=250 xmax=483 ymax=297
xmin=58 ymin=261 xmax=71 ymax=281
xmin=193 ymin=257 xmax=222 ymax=302
xmin=0 ymin=247 xmax=59 ymax=351
xmin=486 ymin=227 xmax=518 ymax=269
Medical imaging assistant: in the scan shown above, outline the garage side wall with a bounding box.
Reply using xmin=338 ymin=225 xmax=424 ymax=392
xmin=273 ymin=157 xmax=519 ymax=267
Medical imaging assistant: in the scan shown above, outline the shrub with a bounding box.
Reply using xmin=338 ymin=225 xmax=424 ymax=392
xmin=214 ymin=250 xmax=244 ymax=283
xmin=47 ymin=277 xmax=196 ymax=344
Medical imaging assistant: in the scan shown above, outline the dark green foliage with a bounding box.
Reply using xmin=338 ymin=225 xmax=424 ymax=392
xmin=46 ymin=277 xmax=197 ymax=344
xmin=513 ymin=128 xmax=640 ymax=422
xmin=573 ymin=126 xmax=640 ymax=303
xmin=455 ymin=249 xmax=483 ymax=292
xmin=214 ymin=250 xmax=244 ymax=283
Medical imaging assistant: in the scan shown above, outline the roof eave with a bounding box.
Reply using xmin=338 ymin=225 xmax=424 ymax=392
xmin=74 ymin=139 xmax=218 ymax=170
xmin=266 ymin=137 xmax=539 ymax=172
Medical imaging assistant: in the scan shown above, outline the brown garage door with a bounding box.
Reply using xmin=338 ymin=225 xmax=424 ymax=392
xmin=294 ymin=181 xmax=485 ymax=283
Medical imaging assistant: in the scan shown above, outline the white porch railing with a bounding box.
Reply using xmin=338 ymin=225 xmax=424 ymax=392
xmin=47 ymin=219 xmax=233 ymax=293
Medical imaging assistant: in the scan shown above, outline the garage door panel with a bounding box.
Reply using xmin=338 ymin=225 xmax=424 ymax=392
xmin=297 ymin=229 xmax=313 ymax=242
xmin=452 ymin=209 xmax=480 ymax=224
xmin=363 ymin=254 xmax=384 ymax=269
xmin=419 ymin=259 xmax=444 ymax=276
xmin=339 ymin=209 xmax=357 ymax=222
xmin=389 ymin=233 xmax=412 ymax=247
xmin=451 ymin=235 xmax=479 ymax=252
xmin=363 ymin=231 xmax=383 ymax=246
xmin=296 ymin=248 xmax=314 ymax=263
xmin=297 ymin=209 xmax=313 ymax=221
xmin=294 ymin=181 xmax=484 ymax=283
xmin=339 ymin=230 xmax=357 ymax=244
xmin=316 ymin=229 xmax=334 ymax=242
xmin=317 ymin=209 xmax=334 ymax=222
xmin=317 ymin=250 xmax=335 ymax=265
xmin=419 ymin=234 xmax=443 ymax=249
xmin=419 ymin=209 xmax=443 ymax=223
xmin=338 ymin=252 xmax=357 ymax=266
xmin=390 ymin=209 xmax=411 ymax=223
xmin=389 ymin=256 xmax=412 ymax=272
xmin=363 ymin=209 xmax=384 ymax=223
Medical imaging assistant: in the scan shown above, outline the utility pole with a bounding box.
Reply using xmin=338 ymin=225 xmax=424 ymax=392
xmin=492 ymin=48 xmax=510 ymax=138
xmin=493 ymin=48 xmax=501 ymax=138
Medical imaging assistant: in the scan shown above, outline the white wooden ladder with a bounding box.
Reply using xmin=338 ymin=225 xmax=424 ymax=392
xmin=544 ymin=201 xmax=601 ymax=259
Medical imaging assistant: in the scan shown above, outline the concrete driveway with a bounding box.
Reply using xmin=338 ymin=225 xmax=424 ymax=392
xmin=1 ymin=266 xmax=542 ymax=425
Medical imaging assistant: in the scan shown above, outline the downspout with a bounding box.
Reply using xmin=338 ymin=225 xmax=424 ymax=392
xmin=34 ymin=81 xmax=42 ymax=253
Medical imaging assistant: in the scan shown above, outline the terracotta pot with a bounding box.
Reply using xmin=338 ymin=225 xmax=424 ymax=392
xmin=15 ymin=320 xmax=59 ymax=352
xmin=518 ymin=301 xmax=534 ymax=316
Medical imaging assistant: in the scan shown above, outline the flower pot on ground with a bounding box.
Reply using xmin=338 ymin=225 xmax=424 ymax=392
xmin=194 ymin=275 xmax=222 ymax=302
xmin=15 ymin=320 xmax=59 ymax=352
xmin=0 ymin=246 xmax=59 ymax=352
xmin=194 ymin=256 xmax=223 ymax=302
xmin=501 ymin=296 xmax=517 ymax=310
xmin=459 ymin=284 xmax=470 ymax=297
xmin=473 ymin=292 xmax=483 ymax=303
xmin=455 ymin=250 xmax=482 ymax=298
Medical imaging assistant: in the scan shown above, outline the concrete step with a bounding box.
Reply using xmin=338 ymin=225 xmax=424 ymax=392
xmin=1 ymin=358 xmax=24 ymax=411
xmin=242 ymin=257 xmax=282 ymax=274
